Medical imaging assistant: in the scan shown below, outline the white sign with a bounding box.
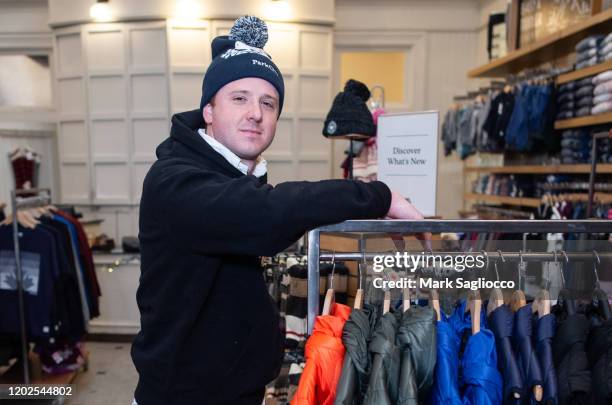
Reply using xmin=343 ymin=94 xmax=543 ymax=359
xmin=377 ymin=111 xmax=439 ymax=216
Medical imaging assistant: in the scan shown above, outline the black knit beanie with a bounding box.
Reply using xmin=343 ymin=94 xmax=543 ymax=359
xmin=322 ymin=79 xmax=375 ymax=138
xmin=200 ymin=16 xmax=285 ymax=115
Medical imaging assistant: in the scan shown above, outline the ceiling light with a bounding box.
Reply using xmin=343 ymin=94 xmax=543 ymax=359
xmin=90 ymin=0 xmax=113 ymax=22
xmin=264 ymin=0 xmax=292 ymax=21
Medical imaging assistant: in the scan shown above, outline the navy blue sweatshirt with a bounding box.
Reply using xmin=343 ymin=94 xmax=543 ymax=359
xmin=132 ymin=109 xmax=392 ymax=404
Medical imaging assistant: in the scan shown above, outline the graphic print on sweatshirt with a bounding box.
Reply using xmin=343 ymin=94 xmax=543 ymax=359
xmin=0 ymin=249 xmax=41 ymax=295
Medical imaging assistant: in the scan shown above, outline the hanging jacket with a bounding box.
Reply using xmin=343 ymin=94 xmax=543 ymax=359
xmin=442 ymin=109 xmax=458 ymax=156
xmin=533 ymin=313 xmax=557 ymax=405
xmin=505 ymin=85 xmax=529 ymax=152
xmin=428 ymin=314 xmax=462 ymax=405
xmin=363 ymin=312 xmax=401 ymax=405
xmin=552 ymin=306 xmax=591 ymax=405
xmin=291 ymin=303 xmax=351 ymax=405
xmin=335 ymin=304 xmax=379 ymax=405
xmin=482 ymin=91 xmax=515 ymax=152
xmin=455 ymin=300 xmax=503 ymax=405
xmin=488 ymin=304 xmax=523 ymax=404
xmin=133 ymin=109 xmax=392 ymax=404
xmin=396 ymin=306 xmax=437 ymax=405
xmin=429 ymin=301 xmax=503 ymax=405
xmin=586 ymin=313 xmax=612 ymax=403
xmin=462 ymin=328 xmax=504 ymax=404
xmin=512 ymin=304 xmax=543 ymax=402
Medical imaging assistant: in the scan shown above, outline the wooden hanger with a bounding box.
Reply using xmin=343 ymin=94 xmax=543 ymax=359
xmin=19 ymin=211 xmax=39 ymax=229
xmin=382 ymin=269 xmax=391 ymax=314
xmin=466 ymin=290 xmax=481 ymax=335
xmin=511 ymin=251 xmax=527 ymax=312
xmin=354 ymin=288 xmax=363 ymax=310
xmin=511 ymin=290 xmax=527 ymax=312
xmin=354 ymin=250 xmax=365 ymax=310
xmin=322 ymin=253 xmax=336 ymax=316
xmin=403 ymin=278 xmax=411 ymax=312
xmin=532 ymin=289 xmax=551 ymax=318
xmin=430 ymin=289 xmax=441 ymax=321
xmin=488 ymin=288 xmax=505 ymax=315
xmin=383 ymin=289 xmax=391 ymax=314
xmin=1 ymin=212 xmax=36 ymax=228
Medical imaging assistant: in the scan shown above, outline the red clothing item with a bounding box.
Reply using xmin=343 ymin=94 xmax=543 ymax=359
xmin=291 ymin=303 xmax=351 ymax=405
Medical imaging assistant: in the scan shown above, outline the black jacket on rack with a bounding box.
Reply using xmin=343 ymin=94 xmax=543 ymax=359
xmin=364 ymin=312 xmax=401 ymax=405
xmin=586 ymin=306 xmax=612 ymax=403
xmin=396 ymin=306 xmax=437 ymax=405
xmin=335 ymin=304 xmax=379 ymax=405
xmin=132 ymin=109 xmax=392 ymax=404
xmin=552 ymin=305 xmax=591 ymax=405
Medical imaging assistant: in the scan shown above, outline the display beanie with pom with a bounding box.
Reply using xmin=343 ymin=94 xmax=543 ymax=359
xmin=322 ymin=79 xmax=376 ymax=138
xmin=200 ymin=15 xmax=285 ymax=116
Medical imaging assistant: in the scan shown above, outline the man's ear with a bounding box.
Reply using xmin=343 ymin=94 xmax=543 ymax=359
xmin=203 ymin=103 xmax=213 ymax=126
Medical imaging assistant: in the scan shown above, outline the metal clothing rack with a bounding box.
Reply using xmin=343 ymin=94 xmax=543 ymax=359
xmin=9 ymin=188 xmax=52 ymax=383
xmin=306 ymin=219 xmax=612 ymax=333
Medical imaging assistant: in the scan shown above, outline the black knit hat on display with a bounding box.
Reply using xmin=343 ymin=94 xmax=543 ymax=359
xmin=200 ymin=16 xmax=285 ymax=115
xmin=322 ymin=79 xmax=375 ymax=138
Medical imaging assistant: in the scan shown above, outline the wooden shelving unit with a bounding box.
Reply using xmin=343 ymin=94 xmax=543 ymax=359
xmin=465 ymin=192 xmax=612 ymax=207
xmin=556 ymin=60 xmax=612 ymax=85
xmin=468 ymin=8 xmax=612 ymax=78
xmin=554 ymin=112 xmax=612 ymax=129
xmin=464 ymin=164 xmax=612 ymax=174
xmin=464 ymin=193 xmax=541 ymax=207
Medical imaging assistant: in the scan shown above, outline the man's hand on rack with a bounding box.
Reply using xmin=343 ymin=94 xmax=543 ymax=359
xmin=385 ymin=191 xmax=432 ymax=250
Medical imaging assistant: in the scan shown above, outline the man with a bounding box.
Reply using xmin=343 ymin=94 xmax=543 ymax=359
xmin=132 ymin=16 xmax=426 ymax=404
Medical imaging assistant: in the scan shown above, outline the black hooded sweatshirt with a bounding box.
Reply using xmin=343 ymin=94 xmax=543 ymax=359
xmin=131 ymin=109 xmax=392 ymax=404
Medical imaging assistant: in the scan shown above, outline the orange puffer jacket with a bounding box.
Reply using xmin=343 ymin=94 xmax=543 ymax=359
xmin=291 ymin=303 xmax=351 ymax=405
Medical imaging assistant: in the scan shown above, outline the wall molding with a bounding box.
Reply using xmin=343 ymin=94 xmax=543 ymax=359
xmin=0 ymin=33 xmax=52 ymax=51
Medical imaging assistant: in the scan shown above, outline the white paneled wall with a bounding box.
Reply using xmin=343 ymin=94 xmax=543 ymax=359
xmin=53 ymin=19 xmax=333 ymax=241
xmin=53 ymin=21 xmax=170 ymax=239
xmin=266 ymin=23 xmax=333 ymax=184
xmin=55 ymin=27 xmax=89 ymax=204
xmin=167 ymin=21 xmax=210 ymax=114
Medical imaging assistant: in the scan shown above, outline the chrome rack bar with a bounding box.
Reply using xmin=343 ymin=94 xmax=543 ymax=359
xmin=306 ymin=219 xmax=612 ymax=333
xmin=316 ymin=219 xmax=612 ymax=234
xmin=317 ymin=251 xmax=612 ymax=262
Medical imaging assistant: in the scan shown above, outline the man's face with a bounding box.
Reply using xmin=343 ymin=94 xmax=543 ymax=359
xmin=203 ymin=77 xmax=279 ymax=161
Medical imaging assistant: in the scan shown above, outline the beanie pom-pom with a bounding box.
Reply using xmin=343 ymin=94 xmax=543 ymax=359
xmin=229 ymin=16 xmax=268 ymax=48
xmin=344 ymin=79 xmax=371 ymax=101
